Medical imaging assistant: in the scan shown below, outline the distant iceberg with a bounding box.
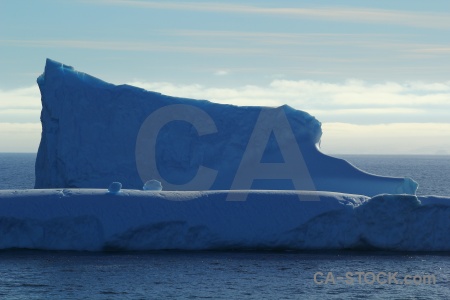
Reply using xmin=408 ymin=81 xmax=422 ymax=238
xmin=35 ymin=59 xmax=417 ymax=197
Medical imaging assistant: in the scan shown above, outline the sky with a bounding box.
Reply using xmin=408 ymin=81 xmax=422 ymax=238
xmin=1 ymin=0 xmax=450 ymax=154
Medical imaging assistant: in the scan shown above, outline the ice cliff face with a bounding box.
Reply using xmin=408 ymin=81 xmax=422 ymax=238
xmin=35 ymin=59 xmax=417 ymax=196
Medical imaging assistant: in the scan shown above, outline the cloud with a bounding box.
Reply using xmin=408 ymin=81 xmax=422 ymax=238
xmin=2 ymin=80 xmax=450 ymax=153
xmin=0 ymin=85 xmax=41 ymax=123
xmin=0 ymin=86 xmax=41 ymax=109
xmin=126 ymin=80 xmax=450 ymax=154
xmin=321 ymin=123 xmax=450 ymax=155
xmin=0 ymin=39 xmax=266 ymax=55
xmin=412 ymin=47 xmax=450 ymax=54
xmin=4 ymin=80 xmax=450 ymax=122
xmin=128 ymin=79 xmax=450 ymax=123
xmin=214 ymin=70 xmax=229 ymax=76
xmin=2 ymin=32 xmax=449 ymax=61
xmin=0 ymin=123 xmax=41 ymax=152
xmin=88 ymin=1 xmax=450 ymax=29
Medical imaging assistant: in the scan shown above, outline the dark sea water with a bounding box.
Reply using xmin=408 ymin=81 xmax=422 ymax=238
xmin=0 ymin=153 xmax=36 ymax=190
xmin=337 ymin=154 xmax=450 ymax=196
xmin=0 ymin=153 xmax=449 ymax=299
xmin=0 ymin=250 xmax=448 ymax=300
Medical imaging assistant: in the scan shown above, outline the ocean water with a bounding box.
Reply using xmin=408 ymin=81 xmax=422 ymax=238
xmin=338 ymin=154 xmax=450 ymax=196
xmin=0 ymin=153 xmax=449 ymax=299
xmin=0 ymin=153 xmax=36 ymax=190
xmin=0 ymin=250 xmax=448 ymax=300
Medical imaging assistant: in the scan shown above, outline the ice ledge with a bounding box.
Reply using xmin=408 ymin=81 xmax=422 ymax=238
xmin=0 ymin=189 xmax=449 ymax=251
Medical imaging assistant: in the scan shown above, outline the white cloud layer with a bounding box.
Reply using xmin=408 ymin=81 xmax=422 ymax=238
xmin=321 ymin=123 xmax=450 ymax=155
xmin=0 ymin=86 xmax=41 ymax=123
xmin=129 ymin=79 xmax=450 ymax=123
xmin=90 ymin=1 xmax=450 ymax=29
xmin=1 ymin=79 xmax=450 ymax=153
xmin=0 ymin=86 xmax=41 ymax=109
xmin=0 ymin=123 xmax=41 ymax=152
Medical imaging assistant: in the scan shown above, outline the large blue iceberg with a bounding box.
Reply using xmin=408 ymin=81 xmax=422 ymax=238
xmin=0 ymin=59 xmax=447 ymax=252
xmin=35 ymin=59 xmax=417 ymax=196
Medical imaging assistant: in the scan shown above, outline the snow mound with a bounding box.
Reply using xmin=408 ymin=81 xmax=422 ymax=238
xmin=0 ymin=190 xmax=448 ymax=251
xmin=108 ymin=182 xmax=122 ymax=194
xmin=35 ymin=59 xmax=417 ymax=196
xmin=143 ymin=180 xmax=162 ymax=191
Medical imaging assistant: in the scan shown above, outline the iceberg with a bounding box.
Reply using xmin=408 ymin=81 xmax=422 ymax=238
xmin=35 ymin=59 xmax=417 ymax=197
xmin=12 ymin=59 xmax=446 ymax=253
xmin=0 ymin=189 xmax=449 ymax=251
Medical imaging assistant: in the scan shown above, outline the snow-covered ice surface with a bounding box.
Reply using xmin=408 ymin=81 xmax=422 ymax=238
xmin=35 ymin=59 xmax=417 ymax=196
xmin=0 ymin=189 xmax=449 ymax=251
